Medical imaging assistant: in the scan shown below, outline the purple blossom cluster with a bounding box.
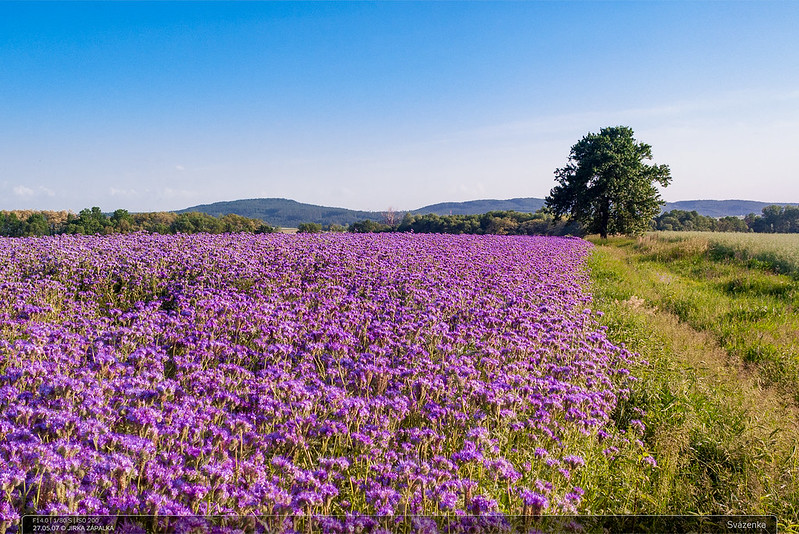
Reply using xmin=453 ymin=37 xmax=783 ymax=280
xmin=0 ymin=233 xmax=638 ymax=529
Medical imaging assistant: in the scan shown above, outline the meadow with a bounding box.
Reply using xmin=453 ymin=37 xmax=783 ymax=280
xmin=588 ymin=232 xmax=799 ymax=528
xmin=643 ymin=231 xmax=799 ymax=278
xmin=0 ymin=233 xmax=658 ymax=532
xmin=616 ymin=232 xmax=799 ymax=395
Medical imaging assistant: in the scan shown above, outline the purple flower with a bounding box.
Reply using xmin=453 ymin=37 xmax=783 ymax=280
xmin=0 ymin=233 xmax=637 ymax=519
xmin=563 ymin=455 xmax=585 ymax=468
xmin=452 ymin=440 xmax=483 ymax=463
xmin=629 ymin=419 xmax=646 ymax=435
xmin=467 ymin=495 xmax=499 ymax=515
xmin=520 ymin=489 xmax=549 ymax=514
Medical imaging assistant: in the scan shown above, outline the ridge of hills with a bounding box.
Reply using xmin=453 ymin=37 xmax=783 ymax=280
xmin=176 ymin=198 xmax=799 ymax=228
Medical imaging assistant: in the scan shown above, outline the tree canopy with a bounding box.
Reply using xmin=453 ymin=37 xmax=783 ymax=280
xmin=0 ymin=208 xmax=276 ymax=237
xmin=348 ymin=210 xmax=581 ymax=236
xmin=546 ymin=126 xmax=672 ymax=238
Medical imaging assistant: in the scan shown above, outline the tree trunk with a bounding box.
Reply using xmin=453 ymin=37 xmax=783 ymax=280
xmin=599 ymin=199 xmax=610 ymax=239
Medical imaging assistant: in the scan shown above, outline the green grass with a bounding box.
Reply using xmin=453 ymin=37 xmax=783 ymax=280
xmin=650 ymin=231 xmax=799 ymax=278
xmin=586 ymin=235 xmax=799 ymax=528
xmin=594 ymin=233 xmax=799 ymax=398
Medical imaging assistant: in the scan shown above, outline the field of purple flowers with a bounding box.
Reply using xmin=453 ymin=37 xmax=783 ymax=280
xmin=0 ymin=233 xmax=650 ymax=529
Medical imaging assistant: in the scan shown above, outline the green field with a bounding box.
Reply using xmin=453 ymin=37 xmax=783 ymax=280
xmin=649 ymin=231 xmax=799 ymax=278
xmin=587 ymin=232 xmax=799 ymax=527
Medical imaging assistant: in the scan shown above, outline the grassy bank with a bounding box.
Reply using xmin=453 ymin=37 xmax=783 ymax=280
xmin=587 ymin=233 xmax=799 ymax=527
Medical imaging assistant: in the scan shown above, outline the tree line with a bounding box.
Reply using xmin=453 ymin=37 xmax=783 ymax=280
xmin=3 ymin=204 xmax=798 ymax=238
xmin=310 ymin=205 xmax=799 ymax=235
xmin=294 ymin=211 xmax=582 ymax=236
xmin=653 ymin=206 xmax=799 ymax=233
xmin=652 ymin=210 xmax=749 ymax=232
xmin=0 ymin=208 xmax=275 ymax=237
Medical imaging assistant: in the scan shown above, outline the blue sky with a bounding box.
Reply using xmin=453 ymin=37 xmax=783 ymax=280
xmin=1 ymin=1 xmax=798 ymax=212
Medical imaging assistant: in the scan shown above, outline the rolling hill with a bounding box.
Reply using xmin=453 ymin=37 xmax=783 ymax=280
xmin=412 ymin=198 xmax=546 ymax=216
xmin=177 ymin=197 xmax=799 ymax=228
xmin=175 ymin=198 xmax=382 ymax=228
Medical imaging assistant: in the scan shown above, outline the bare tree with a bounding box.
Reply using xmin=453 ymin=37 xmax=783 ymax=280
xmin=382 ymin=207 xmax=397 ymax=226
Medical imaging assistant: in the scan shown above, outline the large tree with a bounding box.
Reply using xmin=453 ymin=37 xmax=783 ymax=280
xmin=546 ymin=126 xmax=671 ymax=239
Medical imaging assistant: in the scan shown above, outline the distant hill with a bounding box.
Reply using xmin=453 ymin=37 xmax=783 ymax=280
xmin=177 ymin=197 xmax=799 ymax=227
xmin=177 ymin=197 xmax=549 ymax=227
xmin=176 ymin=198 xmax=383 ymax=228
xmin=663 ymin=200 xmax=799 ymax=218
xmin=412 ymin=197 xmax=546 ymax=216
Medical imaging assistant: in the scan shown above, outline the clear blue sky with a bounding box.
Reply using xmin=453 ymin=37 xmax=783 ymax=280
xmin=2 ymin=1 xmax=798 ymax=212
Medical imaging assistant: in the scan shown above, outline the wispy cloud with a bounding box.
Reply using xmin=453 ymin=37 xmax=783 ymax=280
xmin=13 ymin=185 xmax=34 ymax=197
xmin=442 ymin=88 xmax=799 ymax=144
xmin=12 ymin=185 xmax=55 ymax=197
xmin=109 ymin=187 xmax=140 ymax=197
xmin=157 ymin=188 xmax=198 ymax=201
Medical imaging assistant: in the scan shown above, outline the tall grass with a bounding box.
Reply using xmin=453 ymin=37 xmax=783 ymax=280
xmin=587 ymin=242 xmax=799 ymax=528
xmin=647 ymin=231 xmax=799 ymax=278
xmin=593 ymin=232 xmax=799 ymax=398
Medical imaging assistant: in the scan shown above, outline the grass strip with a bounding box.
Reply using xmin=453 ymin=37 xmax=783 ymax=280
xmin=587 ymin=242 xmax=799 ymax=528
xmin=594 ymin=234 xmax=799 ymax=399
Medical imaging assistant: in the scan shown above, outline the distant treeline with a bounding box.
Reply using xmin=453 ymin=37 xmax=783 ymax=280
xmin=652 ymin=210 xmax=749 ymax=232
xmin=334 ymin=205 xmax=799 ymax=235
xmin=0 ymin=208 xmax=276 ymax=237
xmin=316 ymin=211 xmax=582 ymax=236
xmin=653 ymin=205 xmax=799 ymax=233
xmin=4 ymin=204 xmax=799 ymax=237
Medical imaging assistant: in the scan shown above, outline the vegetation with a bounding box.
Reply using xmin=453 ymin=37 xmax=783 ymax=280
xmin=649 ymin=231 xmax=799 ymax=278
xmin=664 ymin=199 xmax=799 ymax=218
xmin=652 ymin=209 xmax=748 ymax=232
xmin=547 ymin=126 xmax=671 ymax=238
xmin=0 ymin=208 xmax=275 ymax=237
xmin=654 ymin=206 xmax=799 ymax=234
xmin=410 ymin=197 xmax=546 ymax=215
xmin=339 ymin=205 xmax=799 ymax=237
xmin=296 ymin=222 xmax=323 ymax=233
xmin=348 ymin=210 xmax=582 ymax=236
xmin=745 ymin=204 xmax=799 ymax=233
xmin=170 ymin=197 xmax=799 ymax=228
xmin=176 ymin=198 xmax=554 ymax=228
xmin=3 ymin=201 xmax=798 ymax=240
xmin=601 ymin=232 xmax=799 ymax=398
xmin=588 ymin=234 xmax=799 ymax=526
xmin=0 ymin=233 xmax=656 ymax=527
xmin=176 ymin=198 xmax=383 ymax=228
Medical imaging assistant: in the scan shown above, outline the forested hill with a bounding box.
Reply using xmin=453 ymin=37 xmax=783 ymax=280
xmin=176 ymin=198 xmax=550 ymax=228
xmin=177 ymin=197 xmax=799 ymax=227
xmin=175 ymin=198 xmax=383 ymax=228
xmin=413 ymin=198 xmax=547 ymax=215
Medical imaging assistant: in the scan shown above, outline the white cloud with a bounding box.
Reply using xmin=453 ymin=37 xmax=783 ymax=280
xmin=157 ymin=188 xmax=198 ymax=200
xmin=11 ymin=185 xmax=53 ymax=197
xmin=109 ymin=187 xmax=140 ymax=197
xmin=175 ymin=165 xmax=185 ymax=171
xmin=13 ymin=185 xmax=35 ymax=197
